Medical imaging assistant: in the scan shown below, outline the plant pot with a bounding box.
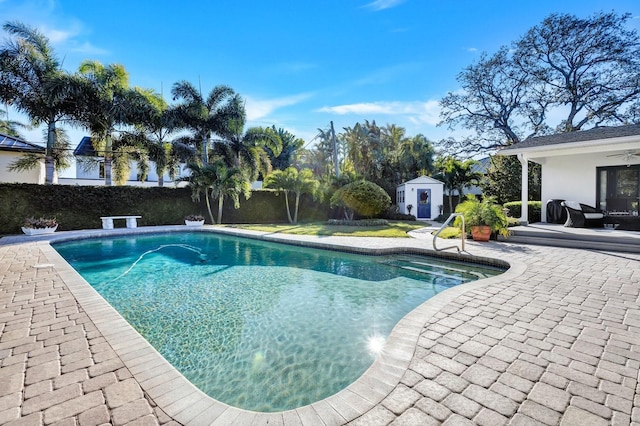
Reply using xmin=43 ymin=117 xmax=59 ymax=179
xmin=185 ymin=220 xmax=205 ymax=227
xmin=470 ymin=225 xmax=491 ymax=242
xmin=21 ymin=225 xmax=58 ymax=236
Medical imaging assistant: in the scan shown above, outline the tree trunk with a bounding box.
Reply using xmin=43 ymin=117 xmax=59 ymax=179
xmin=448 ymin=193 xmax=454 ymax=215
xmin=158 ymin=174 xmax=164 ymax=187
xmin=45 ymin=121 xmax=56 ymax=184
xmin=205 ymin=191 xmax=215 ymax=225
xmin=293 ymin=192 xmax=301 ymax=224
xmin=104 ymin=133 xmax=113 ymax=186
xmin=217 ymin=196 xmax=224 ymax=224
xmin=284 ymin=191 xmax=293 ymax=224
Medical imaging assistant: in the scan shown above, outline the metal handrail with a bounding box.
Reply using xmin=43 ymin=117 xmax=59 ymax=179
xmin=433 ymin=213 xmax=465 ymax=253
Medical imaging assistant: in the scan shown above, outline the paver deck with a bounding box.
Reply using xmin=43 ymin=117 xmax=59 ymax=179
xmin=0 ymin=226 xmax=638 ymax=425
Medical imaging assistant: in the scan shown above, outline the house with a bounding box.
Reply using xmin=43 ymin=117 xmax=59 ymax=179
xmin=498 ymin=124 xmax=640 ymax=223
xmin=0 ymin=133 xmax=46 ymax=184
xmin=69 ymin=136 xmax=189 ymax=186
xmin=396 ymin=175 xmax=444 ymax=220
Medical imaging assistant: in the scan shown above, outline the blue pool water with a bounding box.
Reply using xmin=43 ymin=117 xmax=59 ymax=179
xmin=53 ymin=232 xmax=503 ymax=412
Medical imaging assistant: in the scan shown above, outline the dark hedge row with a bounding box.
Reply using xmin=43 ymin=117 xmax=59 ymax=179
xmin=502 ymin=201 xmax=542 ymax=223
xmin=0 ymin=184 xmax=329 ymax=235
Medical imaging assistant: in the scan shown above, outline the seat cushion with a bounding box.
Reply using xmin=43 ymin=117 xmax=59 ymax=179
xmin=584 ymin=213 xmax=604 ymax=220
xmin=563 ymin=201 xmax=582 ymax=211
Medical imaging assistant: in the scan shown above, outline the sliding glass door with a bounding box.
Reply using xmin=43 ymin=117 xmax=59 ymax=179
xmin=597 ymin=165 xmax=640 ymax=213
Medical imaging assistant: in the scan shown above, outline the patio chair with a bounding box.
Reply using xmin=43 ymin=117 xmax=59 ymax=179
xmin=561 ymin=201 xmax=604 ymax=228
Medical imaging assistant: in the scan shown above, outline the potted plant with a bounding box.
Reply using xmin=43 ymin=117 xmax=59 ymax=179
xmin=454 ymin=195 xmax=509 ymax=241
xmin=184 ymin=214 xmax=205 ymax=226
xmin=21 ymin=217 xmax=58 ymax=236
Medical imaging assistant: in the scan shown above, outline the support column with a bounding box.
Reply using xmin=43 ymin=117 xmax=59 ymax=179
xmin=518 ymin=153 xmax=529 ymax=225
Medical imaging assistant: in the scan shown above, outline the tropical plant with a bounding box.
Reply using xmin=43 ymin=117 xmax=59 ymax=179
xmin=213 ymin=120 xmax=281 ymax=182
xmin=454 ymin=194 xmax=509 ymax=236
xmin=266 ymin=126 xmax=305 ymax=170
xmin=209 ymin=162 xmax=251 ymax=224
xmin=171 ymin=81 xmax=241 ymax=165
xmin=0 ymin=108 xmax=27 ymax=138
xmin=264 ymin=167 xmax=319 ymax=224
xmin=330 ymin=180 xmax=391 ymax=220
xmin=0 ymin=21 xmax=78 ymax=184
xmin=481 ymin=155 xmax=541 ymax=204
xmin=434 ymin=156 xmax=482 ymax=213
xmin=184 ymin=160 xmax=251 ymax=224
xmin=75 ymin=60 xmax=146 ymax=185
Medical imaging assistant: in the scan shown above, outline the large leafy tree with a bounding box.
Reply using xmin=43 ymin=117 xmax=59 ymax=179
xmin=440 ymin=12 xmax=640 ymax=154
xmin=171 ymin=81 xmax=241 ymax=165
xmin=0 ymin=21 xmax=78 ymax=183
xmin=264 ymin=167 xmax=318 ymax=224
xmin=481 ymin=155 xmax=541 ymax=204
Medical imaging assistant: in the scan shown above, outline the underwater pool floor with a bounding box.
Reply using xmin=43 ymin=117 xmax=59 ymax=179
xmin=1 ymin=226 xmax=639 ymax=425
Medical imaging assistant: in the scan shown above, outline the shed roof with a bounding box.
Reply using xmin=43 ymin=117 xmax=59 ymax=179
xmin=0 ymin=133 xmax=45 ymax=153
xmin=399 ymin=175 xmax=444 ymax=186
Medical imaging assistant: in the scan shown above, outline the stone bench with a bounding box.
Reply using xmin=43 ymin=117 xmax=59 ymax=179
xmin=100 ymin=216 xmax=142 ymax=230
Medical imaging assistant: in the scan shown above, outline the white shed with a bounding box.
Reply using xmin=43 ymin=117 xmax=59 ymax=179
xmin=396 ymin=175 xmax=444 ymax=220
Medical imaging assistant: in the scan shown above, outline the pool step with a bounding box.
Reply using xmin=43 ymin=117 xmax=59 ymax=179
xmin=384 ymin=258 xmax=492 ymax=280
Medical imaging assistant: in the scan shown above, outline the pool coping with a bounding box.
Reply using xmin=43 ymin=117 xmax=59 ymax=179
xmin=14 ymin=226 xmax=526 ymax=425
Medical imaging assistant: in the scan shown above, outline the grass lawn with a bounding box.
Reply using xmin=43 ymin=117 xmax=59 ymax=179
xmin=224 ymin=221 xmax=428 ymax=238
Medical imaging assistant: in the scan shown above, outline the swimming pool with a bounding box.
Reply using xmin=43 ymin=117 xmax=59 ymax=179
xmin=54 ymin=232 xmax=503 ymax=412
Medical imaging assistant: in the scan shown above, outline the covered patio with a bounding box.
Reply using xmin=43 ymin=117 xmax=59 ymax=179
xmin=498 ymin=124 xmax=640 ymax=227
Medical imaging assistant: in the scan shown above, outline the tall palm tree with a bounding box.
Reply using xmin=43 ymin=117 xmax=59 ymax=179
xmin=128 ymin=88 xmax=184 ymax=186
xmin=76 ymin=60 xmax=144 ymax=185
xmin=171 ymin=81 xmax=241 ymax=165
xmin=0 ymin=108 xmax=27 ymax=137
xmin=267 ymin=126 xmax=304 ymax=170
xmin=264 ymin=167 xmax=318 ymax=224
xmin=400 ymin=134 xmax=436 ymax=178
xmin=0 ymin=21 xmax=77 ymax=184
xmin=434 ymin=156 xmax=482 ymax=214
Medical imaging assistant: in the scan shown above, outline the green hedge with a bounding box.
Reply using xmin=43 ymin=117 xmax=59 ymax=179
xmin=0 ymin=184 xmax=329 ymax=235
xmin=503 ymin=201 xmax=542 ymax=223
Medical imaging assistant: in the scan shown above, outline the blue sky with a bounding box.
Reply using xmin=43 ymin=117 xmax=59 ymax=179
xmin=2 ymin=0 xmax=640 ymax=149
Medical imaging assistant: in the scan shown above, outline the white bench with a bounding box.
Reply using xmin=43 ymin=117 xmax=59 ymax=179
xmin=100 ymin=216 xmax=142 ymax=230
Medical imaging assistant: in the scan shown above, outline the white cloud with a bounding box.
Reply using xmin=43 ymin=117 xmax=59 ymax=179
xmin=363 ymin=0 xmax=406 ymax=11
xmin=317 ymin=100 xmax=441 ymax=126
xmin=467 ymin=47 xmax=478 ymax=53
xmin=244 ymin=93 xmax=313 ymax=121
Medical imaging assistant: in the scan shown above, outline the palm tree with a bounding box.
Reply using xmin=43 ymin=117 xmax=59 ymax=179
xmin=264 ymin=167 xmax=318 ymax=224
xmin=267 ymin=126 xmax=304 ymax=170
xmin=0 ymin=21 xmax=77 ymax=184
xmin=184 ymin=162 xmax=218 ymax=224
xmin=76 ymin=60 xmax=144 ymax=185
xmin=434 ymin=156 xmax=482 ymax=214
xmin=209 ymin=163 xmax=251 ymax=224
xmin=128 ymin=88 xmax=183 ymax=186
xmin=399 ymin=134 xmax=436 ymax=178
xmin=213 ymin=120 xmax=281 ymax=182
xmin=171 ymin=81 xmax=241 ymax=165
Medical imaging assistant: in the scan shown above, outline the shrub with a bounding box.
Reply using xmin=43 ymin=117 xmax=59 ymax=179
xmin=503 ymin=201 xmax=542 ymax=223
xmin=327 ymin=219 xmax=389 ymax=226
xmin=330 ymin=180 xmax=391 ymax=220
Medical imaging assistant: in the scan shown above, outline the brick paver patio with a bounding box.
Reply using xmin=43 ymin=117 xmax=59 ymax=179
xmin=0 ymin=227 xmax=638 ymax=425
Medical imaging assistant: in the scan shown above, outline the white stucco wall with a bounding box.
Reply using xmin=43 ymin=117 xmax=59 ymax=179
xmin=397 ymin=179 xmax=444 ymax=220
xmin=539 ymin=153 xmax=639 ymax=221
xmin=0 ymin=152 xmax=44 ymax=184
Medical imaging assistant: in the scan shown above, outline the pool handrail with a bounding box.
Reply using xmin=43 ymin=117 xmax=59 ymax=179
xmin=433 ymin=213 xmax=465 ymax=253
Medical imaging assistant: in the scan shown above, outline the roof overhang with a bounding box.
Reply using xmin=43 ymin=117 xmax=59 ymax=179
xmin=497 ymin=134 xmax=640 ymax=159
